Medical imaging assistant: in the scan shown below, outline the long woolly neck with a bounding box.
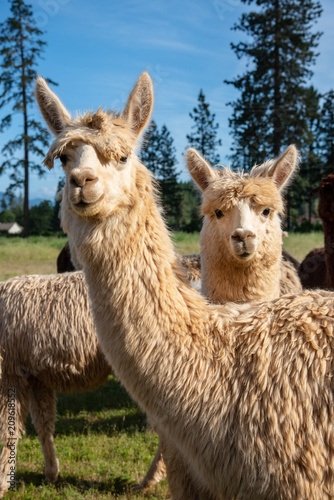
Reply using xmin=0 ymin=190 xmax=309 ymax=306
xmin=323 ymin=220 xmax=334 ymax=290
xmin=200 ymin=219 xmax=282 ymax=303
xmin=64 ymin=161 xmax=217 ymax=438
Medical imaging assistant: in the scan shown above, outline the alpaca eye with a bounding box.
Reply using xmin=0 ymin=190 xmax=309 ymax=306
xmin=119 ymin=156 xmax=128 ymax=164
xmin=215 ymin=209 xmax=223 ymax=219
xmin=262 ymin=208 xmax=270 ymax=217
xmin=59 ymin=154 xmax=68 ymax=165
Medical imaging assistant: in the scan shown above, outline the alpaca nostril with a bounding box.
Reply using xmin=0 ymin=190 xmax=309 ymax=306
xmin=70 ymin=177 xmax=81 ymax=188
xmin=70 ymin=174 xmax=99 ymax=188
xmin=232 ymin=229 xmax=256 ymax=241
xmin=246 ymin=232 xmax=256 ymax=240
xmin=85 ymin=176 xmax=99 ymax=185
xmin=231 ymin=234 xmax=241 ymax=241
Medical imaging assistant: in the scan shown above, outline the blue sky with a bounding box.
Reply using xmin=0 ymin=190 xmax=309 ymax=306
xmin=0 ymin=0 xmax=334 ymax=202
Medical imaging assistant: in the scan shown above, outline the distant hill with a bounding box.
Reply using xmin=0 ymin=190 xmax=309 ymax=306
xmin=0 ymin=192 xmax=53 ymax=209
xmin=29 ymin=197 xmax=52 ymax=207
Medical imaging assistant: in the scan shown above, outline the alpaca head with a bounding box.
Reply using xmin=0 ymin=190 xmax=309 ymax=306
xmin=35 ymin=73 xmax=154 ymax=220
xmin=186 ymin=146 xmax=299 ymax=264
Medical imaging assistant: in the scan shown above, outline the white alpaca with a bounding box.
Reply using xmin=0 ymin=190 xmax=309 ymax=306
xmin=186 ymin=147 xmax=302 ymax=303
xmin=36 ymin=73 xmax=334 ymax=500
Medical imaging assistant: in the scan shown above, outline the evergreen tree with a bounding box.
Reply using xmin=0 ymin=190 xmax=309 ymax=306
xmin=29 ymin=199 xmax=54 ymax=235
xmin=0 ymin=0 xmax=55 ymax=237
xmin=157 ymin=124 xmax=182 ymax=227
xmin=0 ymin=210 xmax=15 ymax=223
xmin=186 ymin=89 xmax=222 ymax=165
xmin=226 ymin=0 xmax=322 ymax=228
xmin=226 ymin=0 xmax=322 ymax=164
xmin=141 ymin=121 xmax=182 ymax=227
xmin=140 ymin=120 xmax=160 ymax=175
xmin=302 ymin=86 xmax=322 ymax=222
xmin=52 ymin=177 xmax=65 ymax=233
xmin=179 ymin=181 xmax=202 ymax=232
xmin=319 ymin=90 xmax=334 ymax=176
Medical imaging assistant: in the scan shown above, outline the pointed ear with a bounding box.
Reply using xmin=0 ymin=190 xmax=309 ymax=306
xmin=122 ymin=72 xmax=154 ymax=136
xmin=269 ymin=145 xmax=299 ymax=191
xmin=186 ymin=148 xmax=216 ymax=192
xmin=35 ymin=76 xmax=71 ymax=135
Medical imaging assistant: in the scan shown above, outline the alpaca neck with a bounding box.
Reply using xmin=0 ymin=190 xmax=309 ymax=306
xmin=65 ymin=164 xmax=216 ymax=440
xmin=323 ymin=220 xmax=334 ymax=290
xmin=200 ymin=224 xmax=282 ymax=303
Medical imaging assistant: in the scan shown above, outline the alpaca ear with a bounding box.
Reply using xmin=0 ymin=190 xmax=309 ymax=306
xmin=122 ymin=72 xmax=154 ymax=136
xmin=35 ymin=76 xmax=71 ymax=135
xmin=186 ymin=148 xmax=216 ymax=192
xmin=269 ymin=145 xmax=299 ymax=191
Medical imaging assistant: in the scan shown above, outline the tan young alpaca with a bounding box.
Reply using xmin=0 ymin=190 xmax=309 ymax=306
xmin=36 ymin=73 xmax=334 ymax=500
xmin=186 ymin=147 xmax=302 ymax=303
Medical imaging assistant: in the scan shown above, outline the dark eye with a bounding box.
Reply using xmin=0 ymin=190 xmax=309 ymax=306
xmin=215 ymin=209 xmax=223 ymax=219
xmin=262 ymin=208 xmax=270 ymax=217
xmin=59 ymin=154 xmax=68 ymax=165
xmin=119 ymin=156 xmax=128 ymax=164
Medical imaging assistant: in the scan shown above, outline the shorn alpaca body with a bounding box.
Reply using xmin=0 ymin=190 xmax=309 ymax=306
xmin=36 ymin=73 xmax=334 ymax=500
xmin=186 ymin=148 xmax=302 ymax=303
xmin=0 ymin=272 xmax=111 ymax=497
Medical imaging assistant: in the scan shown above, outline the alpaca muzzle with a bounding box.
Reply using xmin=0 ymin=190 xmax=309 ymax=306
xmin=231 ymin=229 xmax=258 ymax=260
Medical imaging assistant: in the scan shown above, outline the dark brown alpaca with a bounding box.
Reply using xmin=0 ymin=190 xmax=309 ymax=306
xmin=299 ymin=175 xmax=334 ymax=290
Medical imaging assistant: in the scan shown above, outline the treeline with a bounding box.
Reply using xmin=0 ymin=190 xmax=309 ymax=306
xmin=0 ymin=190 xmax=62 ymax=235
xmin=1 ymin=0 xmax=333 ymax=236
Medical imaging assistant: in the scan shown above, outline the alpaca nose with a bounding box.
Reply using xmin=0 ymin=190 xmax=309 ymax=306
xmin=70 ymin=170 xmax=99 ymax=188
xmin=231 ymin=228 xmax=256 ymax=241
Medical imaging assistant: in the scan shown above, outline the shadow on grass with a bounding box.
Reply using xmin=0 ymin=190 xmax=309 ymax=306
xmin=24 ymin=377 xmax=148 ymax=437
xmin=14 ymin=470 xmax=138 ymax=496
xmin=55 ymin=410 xmax=147 ymax=437
xmin=56 ymin=376 xmax=138 ymax=415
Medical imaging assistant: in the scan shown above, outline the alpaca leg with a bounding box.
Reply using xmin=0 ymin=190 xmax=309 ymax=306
xmin=135 ymin=442 xmax=166 ymax=490
xmin=29 ymin=382 xmax=59 ymax=483
xmin=161 ymin=438 xmax=215 ymax=500
xmin=0 ymin=382 xmax=29 ymax=498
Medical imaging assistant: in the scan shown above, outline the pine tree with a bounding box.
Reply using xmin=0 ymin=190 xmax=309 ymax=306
xmin=226 ymin=0 xmax=322 ymax=165
xmin=52 ymin=177 xmax=65 ymax=233
xmin=0 ymin=0 xmax=55 ymax=237
xmin=140 ymin=121 xmax=182 ymax=227
xmin=186 ymin=89 xmax=222 ymax=165
xmin=319 ymin=90 xmax=334 ymax=176
xmin=302 ymin=86 xmax=322 ymax=222
xmin=140 ymin=120 xmax=160 ymax=175
xmin=157 ymin=124 xmax=182 ymax=227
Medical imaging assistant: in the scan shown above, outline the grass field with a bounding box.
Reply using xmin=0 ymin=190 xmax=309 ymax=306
xmin=0 ymin=230 xmax=325 ymax=498
xmin=6 ymin=377 xmax=169 ymax=499
xmin=0 ymin=230 xmax=324 ymax=282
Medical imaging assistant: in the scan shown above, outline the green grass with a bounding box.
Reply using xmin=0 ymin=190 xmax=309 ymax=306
xmin=3 ymin=377 xmax=169 ymax=499
xmin=0 ymin=236 xmax=68 ymax=280
xmin=0 ymin=231 xmax=325 ymax=281
xmin=283 ymin=231 xmax=324 ymax=262
xmin=172 ymin=231 xmax=200 ymax=255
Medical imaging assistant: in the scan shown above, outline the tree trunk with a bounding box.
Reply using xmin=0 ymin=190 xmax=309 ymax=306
xmin=19 ymin=18 xmax=29 ymax=238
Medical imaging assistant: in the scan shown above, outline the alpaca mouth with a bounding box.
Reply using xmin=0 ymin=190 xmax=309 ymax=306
xmin=236 ymin=251 xmax=254 ymax=260
xmin=232 ymin=242 xmax=256 ymax=261
xmin=72 ymin=194 xmax=105 ymax=212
